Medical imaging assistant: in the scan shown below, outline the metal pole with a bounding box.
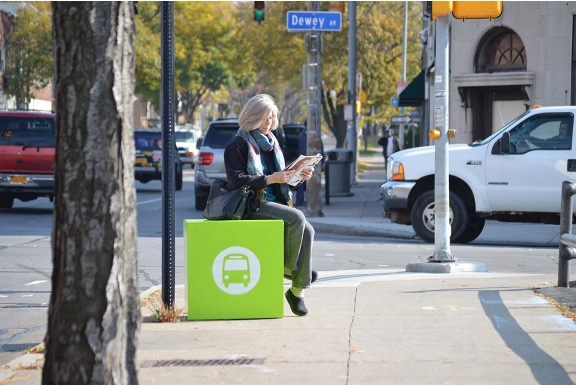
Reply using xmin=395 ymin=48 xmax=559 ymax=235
xmin=346 ymin=1 xmax=357 ymax=183
xmin=429 ymin=14 xmax=455 ymax=262
xmin=161 ymin=1 xmax=176 ymax=307
xmin=305 ymin=1 xmax=323 ymax=217
xmin=399 ymin=1 xmax=408 ymax=147
xmin=558 ymin=181 xmax=576 ymax=287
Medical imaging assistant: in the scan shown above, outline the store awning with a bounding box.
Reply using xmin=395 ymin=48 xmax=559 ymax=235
xmin=399 ymin=70 xmax=424 ymax=107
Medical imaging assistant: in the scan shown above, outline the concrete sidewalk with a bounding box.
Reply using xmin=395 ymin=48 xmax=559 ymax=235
xmin=2 ymin=148 xmax=575 ymax=385
xmin=137 ymin=273 xmax=576 ymax=385
xmin=4 ymin=272 xmax=576 ymax=385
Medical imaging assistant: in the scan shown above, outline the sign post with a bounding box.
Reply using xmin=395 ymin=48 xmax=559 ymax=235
xmin=287 ymin=4 xmax=342 ymax=217
xmin=161 ymin=1 xmax=176 ymax=307
xmin=346 ymin=2 xmax=357 ymax=184
xmin=430 ymin=14 xmax=455 ymax=263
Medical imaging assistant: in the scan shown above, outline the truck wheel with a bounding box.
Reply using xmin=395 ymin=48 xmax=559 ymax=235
xmin=0 ymin=196 xmax=14 ymax=209
xmin=453 ymin=216 xmax=485 ymax=244
xmin=411 ymin=190 xmax=468 ymax=243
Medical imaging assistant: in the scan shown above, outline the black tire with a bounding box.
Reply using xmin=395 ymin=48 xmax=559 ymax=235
xmin=195 ymin=194 xmax=207 ymax=211
xmin=0 ymin=196 xmax=14 ymax=209
xmin=175 ymin=169 xmax=183 ymax=191
xmin=453 ymin=216 xmax=485 ymax=244
xmin=411 ymin=190 xmax=469 ymax=243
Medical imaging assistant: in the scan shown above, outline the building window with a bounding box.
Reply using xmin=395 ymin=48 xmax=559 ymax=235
xmin=475 ymin=27 xmax=526 ymax=73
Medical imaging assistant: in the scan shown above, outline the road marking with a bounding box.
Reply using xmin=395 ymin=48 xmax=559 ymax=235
xmin=312 ymin=269 xmax=540 ymax=288
xmin=137 ymin=198 xmax=162 ymax=206
xmin=25 ymin=280 xmax=47 ymax=286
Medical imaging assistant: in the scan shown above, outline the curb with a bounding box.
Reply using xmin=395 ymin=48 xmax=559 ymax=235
xmin=308 ymin=220 xmax=418 ymax=240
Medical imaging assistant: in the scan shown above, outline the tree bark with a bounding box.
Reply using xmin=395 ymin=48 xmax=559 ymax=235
xmin=44 ymin=2 xmax=139 ymax=384
xmin=321 ymin=89 xmax=347 ymax=148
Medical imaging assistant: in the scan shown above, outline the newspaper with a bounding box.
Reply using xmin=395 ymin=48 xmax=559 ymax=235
xmin=283 ymin=153 xmax=323 ymax=186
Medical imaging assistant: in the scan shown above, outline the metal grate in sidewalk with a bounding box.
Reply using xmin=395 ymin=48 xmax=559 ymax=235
xmin=141 ymin=358 xmax=265 ymax=367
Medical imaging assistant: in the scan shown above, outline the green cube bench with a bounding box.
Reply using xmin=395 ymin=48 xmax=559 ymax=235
xmin=184 ymin=219 xmax=284 ymax=320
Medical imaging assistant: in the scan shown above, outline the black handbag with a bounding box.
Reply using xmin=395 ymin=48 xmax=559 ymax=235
xmin=203 ymin=178 xmax=250 ymax=220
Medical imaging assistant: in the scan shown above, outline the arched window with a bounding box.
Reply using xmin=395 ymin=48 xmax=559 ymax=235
xmin=475 ymin=27 xmax=527 ymax=73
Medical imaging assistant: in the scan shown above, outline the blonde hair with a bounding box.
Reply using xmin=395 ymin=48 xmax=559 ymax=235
xmin=238 ymin=94 xmax=279 ymax=132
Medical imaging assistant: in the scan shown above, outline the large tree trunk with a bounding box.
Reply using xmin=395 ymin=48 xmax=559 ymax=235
xmin=44 ymin=2 xmax=139 ymax=384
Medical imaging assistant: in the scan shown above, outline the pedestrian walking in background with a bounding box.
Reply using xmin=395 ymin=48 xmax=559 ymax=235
xmin=378 ymin=127 xmax=401 ymax=168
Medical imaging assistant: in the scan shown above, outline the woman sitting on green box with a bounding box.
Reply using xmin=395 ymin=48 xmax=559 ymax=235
xmin=223 ymin=94 xmax=317 ymax=316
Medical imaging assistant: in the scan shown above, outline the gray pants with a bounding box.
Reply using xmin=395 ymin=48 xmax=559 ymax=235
xmin=247 ymin=200 xmax=314 ymax=289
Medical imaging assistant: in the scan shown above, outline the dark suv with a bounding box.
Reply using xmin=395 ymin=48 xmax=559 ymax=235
xmin=134 ymin=129 xmax=183 ymax=191
xmin=194 ymin=119 xmax=239 ymax=210
xmin=280 ymin=124 xmax=307 ymax=164
xmin=0 ymin=110 xmax=56 ymax=208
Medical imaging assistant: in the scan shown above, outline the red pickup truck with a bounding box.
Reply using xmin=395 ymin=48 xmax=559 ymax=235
xmin=0 ymin=110 xmax=56 ymax=209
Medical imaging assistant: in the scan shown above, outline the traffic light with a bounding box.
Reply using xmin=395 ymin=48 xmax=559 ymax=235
xmin=452 ymin=1 xmax=502 ymax=20
xmin=431 ymin=1 xmax=452 ymax=20
xmin=254 ymin=1 xmax=265 ymax=22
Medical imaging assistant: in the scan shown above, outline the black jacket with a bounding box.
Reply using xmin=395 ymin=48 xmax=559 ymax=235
xmin=378 ymin=135 xmax=401 ymax=156
xmin=224 ymin=135 xmax=288 ymax=205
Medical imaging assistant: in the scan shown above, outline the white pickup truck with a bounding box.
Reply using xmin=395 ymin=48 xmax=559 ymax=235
xmin=380 ymin=105 xmax=576 ymax=244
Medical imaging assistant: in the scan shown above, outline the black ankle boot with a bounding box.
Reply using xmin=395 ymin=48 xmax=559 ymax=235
xmin=285 ymin=289 xmax=308 ymax=316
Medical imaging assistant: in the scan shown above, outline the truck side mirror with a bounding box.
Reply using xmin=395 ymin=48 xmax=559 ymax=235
xmin=500 ymin=132 xmax=511 ymax=154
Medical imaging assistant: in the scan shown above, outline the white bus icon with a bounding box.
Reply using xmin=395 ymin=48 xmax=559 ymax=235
xmin=213 ymin=246 xmax=260 ymax=295
xmin=222 ymin=254 xmax=250 ymax=288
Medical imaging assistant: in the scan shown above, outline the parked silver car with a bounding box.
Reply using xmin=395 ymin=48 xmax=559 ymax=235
xmin=194 ymin=119 xmax=239 ymax=210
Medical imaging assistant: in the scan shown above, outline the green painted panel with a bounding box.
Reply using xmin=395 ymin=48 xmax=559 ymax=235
xmin=184 ymin=219 xmax=284 ymax=320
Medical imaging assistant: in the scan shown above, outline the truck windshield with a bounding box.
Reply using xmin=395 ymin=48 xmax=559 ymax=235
xmin=135 ymin=133 xmax=162 ymax=151
xmin=175 ymin=131 xmax=195 ymax=143
xmin=0 ymin=116 xmax=56 ymax=147
xmin=471 ymin=110 xmax=531 ymax=146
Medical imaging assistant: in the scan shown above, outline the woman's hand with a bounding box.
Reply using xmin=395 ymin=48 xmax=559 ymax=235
xmin=267 ymin=170 xmax=296 ymax=184
xmin=299 ymin=167 xmax=314 ymax=181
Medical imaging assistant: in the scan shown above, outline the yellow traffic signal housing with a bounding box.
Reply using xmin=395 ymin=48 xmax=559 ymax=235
xmin=452 ymin=1 xmax=502 ymax=20
xmin=431 ymin=1 xmax=452 ymax=20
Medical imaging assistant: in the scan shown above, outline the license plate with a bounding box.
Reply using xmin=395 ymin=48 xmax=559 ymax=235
xmin=9 ymin=175 xmax=27 ymax=184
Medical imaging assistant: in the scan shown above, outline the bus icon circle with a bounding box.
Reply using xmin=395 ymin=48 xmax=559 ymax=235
xmin=212 ymin=246 xmax=261 ymax=295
